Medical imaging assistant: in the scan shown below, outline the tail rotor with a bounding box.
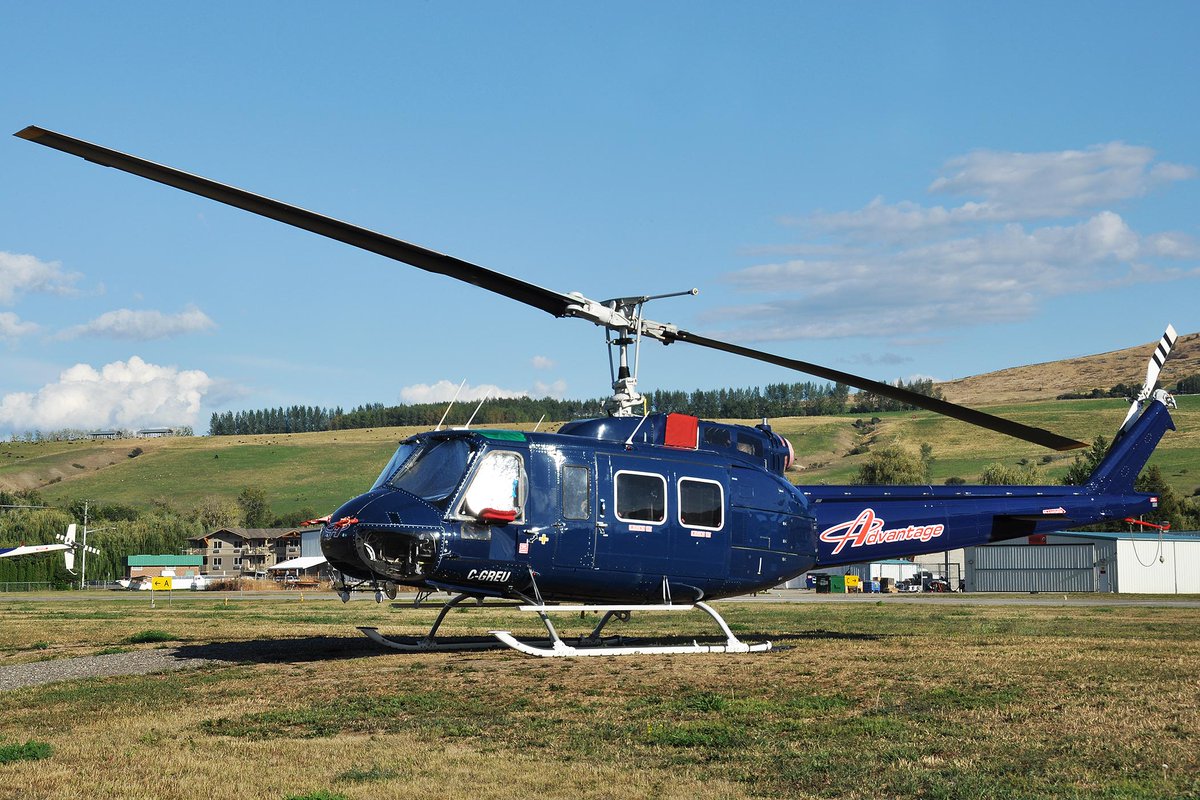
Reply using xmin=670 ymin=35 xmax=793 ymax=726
xmin=56 ymin=524 xmax=99 ymax=575
xmin=1119 ymin=324 xmax=1179 ymax=435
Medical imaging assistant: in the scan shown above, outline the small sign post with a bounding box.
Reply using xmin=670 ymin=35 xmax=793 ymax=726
xmin=151 ymin=575 xmax=173 ymax=607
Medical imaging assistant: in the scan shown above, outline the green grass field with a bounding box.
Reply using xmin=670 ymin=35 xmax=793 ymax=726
xmin=0 ymin=593 xmax=1197 ymax=799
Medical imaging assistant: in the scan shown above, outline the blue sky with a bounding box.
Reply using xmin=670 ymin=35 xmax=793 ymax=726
xmin=2 ymin=2 xmax=1198 ymax=435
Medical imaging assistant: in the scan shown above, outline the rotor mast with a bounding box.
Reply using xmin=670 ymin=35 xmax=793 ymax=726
xmin=565 ymin=288 xmax=698 ymax=416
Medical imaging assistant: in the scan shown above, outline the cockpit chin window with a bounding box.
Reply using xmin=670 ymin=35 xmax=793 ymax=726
xmin=383 ymin=438 xmax=474 ymax=507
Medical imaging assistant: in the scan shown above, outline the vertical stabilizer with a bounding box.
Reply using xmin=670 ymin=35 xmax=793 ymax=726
xmin=1088 ymin=399 xmax=1175 ymax=494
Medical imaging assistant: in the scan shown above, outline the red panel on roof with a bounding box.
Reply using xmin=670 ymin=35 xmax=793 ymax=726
xmin=664 ymin=413 xmax=699 ymax=449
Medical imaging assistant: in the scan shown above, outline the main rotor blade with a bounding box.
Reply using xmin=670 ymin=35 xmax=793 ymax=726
xmin=16 ymin=125 xmax=1090 ymax=450
xmin=15 ymin=126 xmax=576 ymax=317
xmin=672 ymin=330 xmax=1088 ymax=451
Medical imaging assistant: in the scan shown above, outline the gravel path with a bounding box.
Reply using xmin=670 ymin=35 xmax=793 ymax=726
xmin=0 ymin=649 xmax=224 ymax=692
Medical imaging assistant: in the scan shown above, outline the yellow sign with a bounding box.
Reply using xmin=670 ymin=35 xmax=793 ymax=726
xmin=151 ymin=576 xmax=173 ymax=591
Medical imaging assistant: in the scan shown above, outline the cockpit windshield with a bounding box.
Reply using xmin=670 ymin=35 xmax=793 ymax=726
xmin=383 ymin=438 xmax=474 ymax=506
xmin=370 ymin=442 xmax=417 ymax=491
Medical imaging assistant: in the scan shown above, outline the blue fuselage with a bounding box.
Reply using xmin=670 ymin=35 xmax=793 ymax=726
xmin=321 ymin=406 xmax=1172 ymax=603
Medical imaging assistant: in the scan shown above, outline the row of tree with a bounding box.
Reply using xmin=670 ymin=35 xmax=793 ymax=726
xmin=1057 ymin=373 xmax=1200 ymax=401
xmin=7 ymin=427 xmax=194 ymax=443
xmin=208 ymin=379 xmax=945 ymax=436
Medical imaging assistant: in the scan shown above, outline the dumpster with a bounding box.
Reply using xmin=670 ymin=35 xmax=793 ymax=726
xmin=814 ymin=574 xmax=831 ymax=594
xmin=829 ymin=575 xmax=846 ymax=594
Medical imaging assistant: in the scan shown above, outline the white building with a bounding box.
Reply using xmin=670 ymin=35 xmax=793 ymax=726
xmin=965 ymin=531 xmax=1200 ymax=594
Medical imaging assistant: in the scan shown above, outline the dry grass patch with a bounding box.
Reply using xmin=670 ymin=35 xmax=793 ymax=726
xmin=0 ymin=596 xmax=1197 ymax=799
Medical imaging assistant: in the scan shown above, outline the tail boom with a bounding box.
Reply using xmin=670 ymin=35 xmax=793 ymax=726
xmin=807 ymin=396 xmax=1175 ymax=567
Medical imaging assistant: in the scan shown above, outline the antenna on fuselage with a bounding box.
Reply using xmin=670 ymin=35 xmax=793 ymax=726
xmin=435 ymin=378 xmax=468 ymax=432
xmin=532 ymin=414 xmax=546 ymax=432
xmin=462 ymin=389 xmax=493 ymax=430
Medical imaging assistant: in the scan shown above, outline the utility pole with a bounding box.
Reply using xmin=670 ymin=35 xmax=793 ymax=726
xmin=81 ymin=500 xmax=89 ymax=591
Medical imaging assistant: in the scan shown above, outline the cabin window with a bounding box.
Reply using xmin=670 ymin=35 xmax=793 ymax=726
xmin=615 ymin=471 xmax=666 ymax=524
xmin=562 ymin=465 xmax=590 ymax=520
xmin=460 ymin=451 xmax=526 ymax=521
xmin=735 ymin=434 xmax=763 ymax=457
xmin=678 ymin=477 xmax=724 ymax=530
xmin=703 ymin=426 xmax=731 ymax=448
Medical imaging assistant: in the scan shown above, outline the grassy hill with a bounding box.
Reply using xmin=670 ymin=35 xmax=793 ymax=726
xmin=939 ymin=331 xmax=1200 ymax=405
xmin=2 ymin=395 xmax=1197 ymax=518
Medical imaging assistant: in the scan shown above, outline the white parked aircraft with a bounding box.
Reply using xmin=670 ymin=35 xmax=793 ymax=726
xmin=0 ymin=524 xmax=99 ymax=574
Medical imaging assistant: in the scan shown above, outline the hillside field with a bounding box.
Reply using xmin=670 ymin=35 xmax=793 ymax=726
xmin=1 ymin=395 xmax=1197 ymax=519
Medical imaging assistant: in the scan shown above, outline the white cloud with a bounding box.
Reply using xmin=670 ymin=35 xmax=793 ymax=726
xmin=531 ymin=355 xmax=556 ymax=370
xmin=399 ymin=380 xmax=530 ymax=404
xmin=716 ymin=143 xmax=1199 ymax=344
xmin=0 ymin=312 xmax=39 ymax=341
xmin=55 ymin=305 xmax=216 ymax=341
xmin=0 ymin=356 xmax=211 ymax=433
xmin=930 ymin=142 xmax=1194 ymax=216
xmin=716 ymin=212 xmax=1200 ymax=342
xmin=532 ymin=379 xmax=568 ymax=398
xmin=845 ymin=352 xmax=913 ymax=366
xmin=801 ymin=142 xmax=1196 ymax=239
xmin=0 ymin=252 xmax=81 ymax=305
xmin=398 ymin=377 xmax=570 ymax=404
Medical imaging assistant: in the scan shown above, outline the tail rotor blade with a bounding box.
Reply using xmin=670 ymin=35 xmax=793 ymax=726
xmin=1121 ymin=324 xmax=1179 ymax=434
xmin=1142 ymin=324 xmax=1179 ymax=398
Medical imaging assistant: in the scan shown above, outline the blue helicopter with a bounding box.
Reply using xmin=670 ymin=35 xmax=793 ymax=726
xmin=16 ymin=126 xmax=1180 ymax=657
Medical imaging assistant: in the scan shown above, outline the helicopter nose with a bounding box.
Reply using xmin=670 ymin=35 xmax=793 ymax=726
xmin=320 ymin=489 xmax=444 ymax=581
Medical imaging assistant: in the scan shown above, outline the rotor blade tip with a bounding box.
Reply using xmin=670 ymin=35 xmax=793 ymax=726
xmin=14 ymin=125 xmax=44 ymax=140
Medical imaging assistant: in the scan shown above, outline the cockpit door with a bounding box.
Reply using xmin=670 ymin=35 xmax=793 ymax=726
xmin=550 ymin=455 xmax=597 ymax=570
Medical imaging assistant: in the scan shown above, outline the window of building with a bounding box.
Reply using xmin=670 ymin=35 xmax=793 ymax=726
xmin=678 ymin=477 xmax=724 ymax=530
xmin=212 ymin=557 xmax=222 ymax=568
xmin=562 ymin=465 xmax=590 ymax=520
xmin=615 ymin=471 xmax=666 ymax=524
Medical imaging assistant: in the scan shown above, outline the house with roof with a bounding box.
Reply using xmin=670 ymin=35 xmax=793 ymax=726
xmin=127 ymin=554 xmax=204 ymax=581
xmin=186 ymin=527 xmax=308 ymax=578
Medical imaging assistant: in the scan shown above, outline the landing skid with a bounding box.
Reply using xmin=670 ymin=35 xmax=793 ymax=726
xmin=356 ymin=593 xmax=771 ymax=657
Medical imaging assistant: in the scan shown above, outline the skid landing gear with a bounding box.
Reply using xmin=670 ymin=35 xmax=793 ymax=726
xmin=357 ymin=593 xmax=771 ymax=657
